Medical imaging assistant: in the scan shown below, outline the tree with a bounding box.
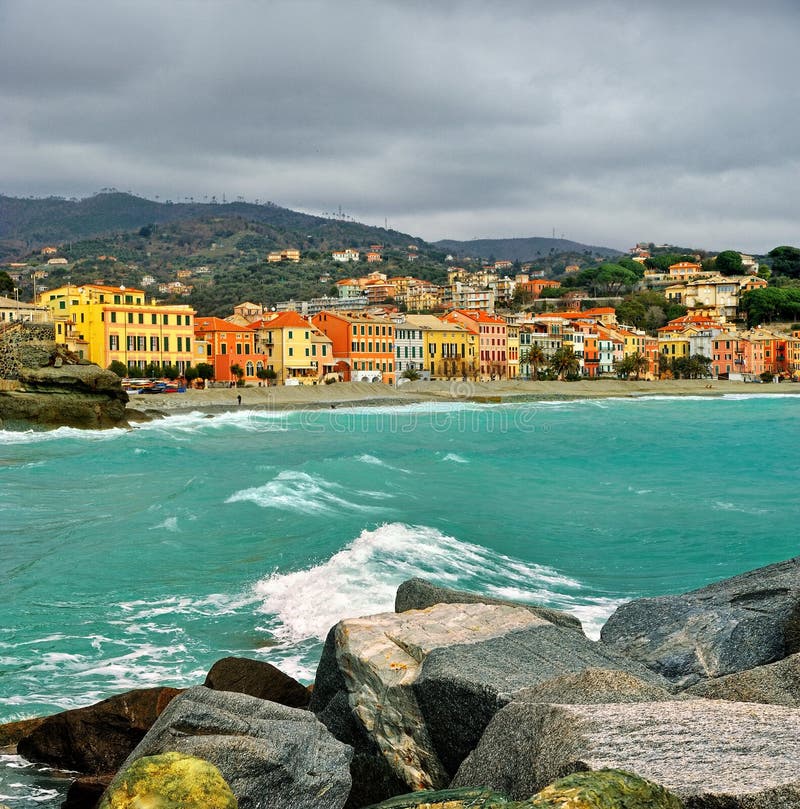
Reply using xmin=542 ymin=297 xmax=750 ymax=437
xmin=521 ymin=344 xmax=545 ymax=379
xmin=197 ymin=362 xmax=215 ymax=381
xmin=714 ymin=250 xmax=743 ymax=276
xmin=0 ymin=271 xmax=14 ymax=295
xmin=549 ymin=346 xmax=580 ymax=380
xmin=768 ymin=246 xmax=800 ymax=279
xmin=230 ymin=363 xmax=245 ymax=386
xmin=401 ymin=368 xmax=421 ymax=381
xmin=107 ymin=360 xmax=128 ymax=377
xmin=162 ymin=364 xmax=180 ymax=381
xmin=631 ymin=352 xmax=650 ymax=380
xmin=184 ymin=365 xmax=200 ymax=385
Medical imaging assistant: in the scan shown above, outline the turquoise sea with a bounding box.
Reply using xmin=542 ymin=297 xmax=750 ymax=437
xmin=1 ymin=395 xmax=799 ymax=805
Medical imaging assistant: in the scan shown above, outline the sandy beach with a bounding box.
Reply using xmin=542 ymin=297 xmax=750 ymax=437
xmin=126 ymin=378 xmax=800 ymax=418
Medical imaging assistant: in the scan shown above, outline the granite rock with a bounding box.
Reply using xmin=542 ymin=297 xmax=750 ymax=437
xmin=120 ymin=686 xmax=352 ymax=809
xmin=394 ymin=578 xmax=584 ymax=633
xmin=686 ymin=651 xmax=800 ymax=706
xmin=310 ymin=602 xmax=672 ymax=805
xmin=453 ymin=699 xmax=800 ymax=807
xmin=599 ymin=555 xmax=800 ymax=686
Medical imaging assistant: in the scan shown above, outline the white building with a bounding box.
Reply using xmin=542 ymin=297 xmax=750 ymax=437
xmin=392 ymin=317 xmax=427 ymax=379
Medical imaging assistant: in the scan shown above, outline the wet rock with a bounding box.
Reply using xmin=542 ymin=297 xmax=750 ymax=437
xmin=98 ymin=752 xmax=237 ymax=809
xmin=599 ymin=555 xmax=800 ymax=686
xmin=686 ymin=651 xmax=800 ymax=706
xmin=204 ymin=656 xmax=310 ymax=708
xmin=0 ymin=716 xmax=47 ymax=751
xmin=121 ymin=686 xmax=352 ymax=809
xmin=528 ymin=769 xmax=681 ymax=809
xmin=452 ymin=700 xmax=800 ymax=807
xmin=394 ymin=578 xmax=584 ymax=633
xmin=16 ymin=687 xmax=181 ymax=774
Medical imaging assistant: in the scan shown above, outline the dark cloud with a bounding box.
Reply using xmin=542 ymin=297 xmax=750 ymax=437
xmin=1 ymin=0 xmax=798 ymax=251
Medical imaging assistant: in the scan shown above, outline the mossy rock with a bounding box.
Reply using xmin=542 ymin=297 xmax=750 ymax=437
xmin=98 ymin=751 xmax=237 ymax=809
xmin=528 ymin=769 xmax=681 ymax=809
xmin=366 ymin=786 xmax=514 ymax=808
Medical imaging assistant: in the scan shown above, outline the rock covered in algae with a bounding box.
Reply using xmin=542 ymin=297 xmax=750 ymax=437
xmin=528 ymin=769 xmax=681 ymax=809
xmin=365 ymin=786 xmax=515 ymax=808
xmin=98 ymin=751 xmax=237 ymax=809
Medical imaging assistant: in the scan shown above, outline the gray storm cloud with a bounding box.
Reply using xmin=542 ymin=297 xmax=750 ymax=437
xmin=1 ymin=0 xmax=798 ymax=252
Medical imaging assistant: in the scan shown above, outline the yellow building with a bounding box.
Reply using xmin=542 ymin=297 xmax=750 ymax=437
xmin=39 ymin=284 xmax=196 ymax=372
xmin=405 ymin=315 xmax=479 ymax=378
xmin=249 ymin=311 xmax=333 ymax=384
xmin=506 ymin=323 xmax=520 ymax=378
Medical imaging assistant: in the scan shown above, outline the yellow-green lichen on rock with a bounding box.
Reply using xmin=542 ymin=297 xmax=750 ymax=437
xmin=365 ymin=785 xmax=515 ymax=808
xmin=527 ymin=769 xmax=681 ymax=809
xmin=98 ymin=751 xmax=237 ymax=809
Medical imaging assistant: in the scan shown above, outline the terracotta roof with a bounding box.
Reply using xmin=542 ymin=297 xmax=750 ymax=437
xmin=249 ymin=311 xmax=310 ymax=330
xmin=195 ymin=316 xmax=252 ymax=332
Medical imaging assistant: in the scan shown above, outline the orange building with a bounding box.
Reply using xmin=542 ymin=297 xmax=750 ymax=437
xmin=194 ymin=317 xmax=265 ymax=383
xmin=442 ymin=309 xmax=508 ymax=378
xmin=311 ymin=311 xmax=396 ymax=383
xmin=517 ymin=279 xmax=561 ymax=299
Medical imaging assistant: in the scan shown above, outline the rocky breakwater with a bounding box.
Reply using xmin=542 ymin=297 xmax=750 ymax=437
xmin=5 ymin=559 xmax=800 ymax=809
xmin=0 ymin=327 xmax=130 ymax=428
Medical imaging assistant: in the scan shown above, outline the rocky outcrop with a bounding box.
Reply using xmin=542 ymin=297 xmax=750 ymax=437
xmin=16 ymin=686 xmax=181 ymax=774
xmin=394 ymin=578 xmax=584 ymax=633
xmin=686 ymin=651 xmax=800 ymax=706
xmin=204 ymin=656 xmax=310 ymax=708
xmin=119 ymin=686 xmax=352 ymax=809
xmin=98 ymin=752 xmax=237 ymax=809
xmin=0 ymin=716 xmax=46 ymax=751
xmin=0 ymin=358 xmax=130 ymax=428
xmin=600 ymin=555 xmax=800 ymax=686
xmin=452 ymin=700 xmax=800 ymax=807
xmin=310 ymin=602 xmax=672 ymax=805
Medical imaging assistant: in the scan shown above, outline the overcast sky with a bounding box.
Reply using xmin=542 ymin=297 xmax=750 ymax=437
xmin=1 ymin=1 xmax=798 ymax=252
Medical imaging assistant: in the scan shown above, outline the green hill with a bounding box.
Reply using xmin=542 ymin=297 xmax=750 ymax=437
xmin=434 ymin=236 xmax=621 ymax=263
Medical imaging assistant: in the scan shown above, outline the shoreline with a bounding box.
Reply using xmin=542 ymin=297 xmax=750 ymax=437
xmin=126 ymin=378 xmax=800 ymax=418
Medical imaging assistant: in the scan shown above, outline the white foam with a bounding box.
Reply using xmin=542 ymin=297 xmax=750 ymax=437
xmin=252 ymin=522 xmax=610 ymax=643
xmin=226 ymin=470 xmax=389 ymax=515
xmin=0 ymin=426 xmax=127 ymax=445
xmin=355 ymin=454 xmax=411 ymax=474
xmin=441 ymin=452 xmax=468 ymax=463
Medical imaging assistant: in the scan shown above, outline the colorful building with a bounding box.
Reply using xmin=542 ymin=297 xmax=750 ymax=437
xmin=194 ymin=317 xmax=264 ymax=383
xmin=40 ymin=284 xmax=196 ymax=372
xmin=443 ymin=310 xmax=508 ymax=378
xmin=311 ymin=311 xmax=395 ymax=383
xmin=405 ymin=314 xmax=479 ymax=379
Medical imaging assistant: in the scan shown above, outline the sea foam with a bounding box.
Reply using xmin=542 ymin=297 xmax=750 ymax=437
xmin=252 ymin=522 xmax=618 ymax=644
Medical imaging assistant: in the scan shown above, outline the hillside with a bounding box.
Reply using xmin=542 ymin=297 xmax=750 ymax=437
xmin=0 ymin=192 xmax=428 ymax=261
xmin=434 ymin=236 xmax=621 ymax=262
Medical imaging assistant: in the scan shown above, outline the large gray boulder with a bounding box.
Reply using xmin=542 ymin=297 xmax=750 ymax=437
xmin=600 ymin=555 xmax=800 ymax=686
xmin=310 ymin=602 xmax=672 ymax=806
xmin=394 ymin=578 xmax=584 ymax=633
xmin=686 ymin=651 xmax=800 ymax=706
xmin=118 ymin=686 xmax=352 ymax=809
xmin=452 ymin=699 xmax=800 ymax=807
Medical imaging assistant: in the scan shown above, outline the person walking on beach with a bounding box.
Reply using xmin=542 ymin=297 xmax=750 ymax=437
xmin=237 ymin=394 xmax=242 ymax=405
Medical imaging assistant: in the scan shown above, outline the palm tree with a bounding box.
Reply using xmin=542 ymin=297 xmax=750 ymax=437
xmin=522 ymin=344 xmax=546 ymax=380
xmin=549 ymin=346 xmax=580 ymax=380
xmin=230 ymin=363 xmax=245 ymax=386
xmin=631 ymin=352 xmax=650 ymax=380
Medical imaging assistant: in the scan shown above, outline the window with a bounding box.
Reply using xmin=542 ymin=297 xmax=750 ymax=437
xmin=127 ymin=313 xmax=134 ymax=324
xmin=305 ymin=348 xmax=309 ymax=356
xmin=246 ymin=362 xmax=254 ymax=376
xmin=236 ymin=344 xmax=242 ymax=354
xmin=59 ymin=301 xmax=66 ymax=310
xmin=288 ymin=347 xmax=294 ymax=356
xmin=109 ymin=335 xmax=119 ymax=350
xmin=151 ymin=314 xmax=157 ymax=324
xmin=163 ymin=337 xmax=170 ymax=352
xmin=138 ymin=313 xmax=144 ymax=324
xmin=177 ymin=337 xmax=183 ymax=352
xmin=125 ymin=295 xmax=133 ymax=304
xmin=288 ymin=331 xmax=293 ymax=339
xmin=114 ymin=295 xmax=121 ymax=304
xmin=150 ymin=336 xmax=159 ymax=351
xmin=163 ymin=315 xmax=169 ymax=325
xmin=127 ymin=335 xmax=135 ymax=351
xmin=244 ymin=344 xmax=250 ymax=354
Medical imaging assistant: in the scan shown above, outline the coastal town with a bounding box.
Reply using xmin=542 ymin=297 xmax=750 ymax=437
xmin=2 ymin=242 xmax=798 ymax=390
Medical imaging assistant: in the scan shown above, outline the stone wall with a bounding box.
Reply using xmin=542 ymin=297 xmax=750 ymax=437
xmin=0 ymin=323 xmax=56 ymax=379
